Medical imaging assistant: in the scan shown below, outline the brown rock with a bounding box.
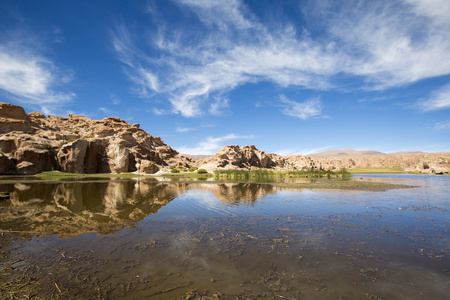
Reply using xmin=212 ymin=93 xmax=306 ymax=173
xmin=0 ymin=102 xmax=32 ymax=134
xmin=0 ymin=154 xmax=16 ymax=174
xmin=15 ymin=148 xmax=55 ymax=174
xmin=83 ymin=141 xmax=105 ymax=173
xmin=139 ymin=160 xmax=160 ymax=174
xmin=16 ymin=161 xmax=36 ymax=175
xmin=0 ymin=136 xmax=17 ymax=153
xmin=58 ymin=140 xmax=89 ymax=173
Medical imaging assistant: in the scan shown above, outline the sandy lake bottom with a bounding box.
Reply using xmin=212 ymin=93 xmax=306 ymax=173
xmin=0 ymin=174 xmax=448 ymax=299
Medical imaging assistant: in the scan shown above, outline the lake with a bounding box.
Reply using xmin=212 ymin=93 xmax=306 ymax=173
xmin=0 ymin=174 xmax=449 ymax=299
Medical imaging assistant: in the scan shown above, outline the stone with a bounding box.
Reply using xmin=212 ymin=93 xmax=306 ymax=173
xmin=139 ymin=160 xmax=160 ymax=174
xmin=83 ymin=141 xmax=105 ymax=173
xmin=0 ymin=154 xmax=16 ymax=174
xmin=57 ymin=140 xmax=89 ymax=173
xmin=16 ymin=161 xmax=36 ymax=175
xmin=14 ymin=148 xmax=55 ymax=174
xmin=0 ymin=102 xmax=32 ymax=134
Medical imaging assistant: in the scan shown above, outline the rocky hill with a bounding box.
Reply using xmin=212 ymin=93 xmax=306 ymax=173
xmin=0 ymin=102 xmax=191 ymax=175
xmin=1 ymin=102 xmax=449 ymax=175
xmin=197 ymin=145 xmax=450 ymax=174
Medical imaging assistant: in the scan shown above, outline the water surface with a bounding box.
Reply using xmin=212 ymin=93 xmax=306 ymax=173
xmin=0 ymin=174 xmax=448 ymax=299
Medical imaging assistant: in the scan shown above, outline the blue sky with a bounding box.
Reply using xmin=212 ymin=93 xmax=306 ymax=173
xmin=1 ymin=0 xmax=449 ymax=155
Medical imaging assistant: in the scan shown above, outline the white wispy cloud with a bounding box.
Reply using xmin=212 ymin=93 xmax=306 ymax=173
xmin=110 ymin=94 xmax=121 ymax=105
xmin=99 ymin=107 xmax=115 ymax=115
xmin=418 ymin=83 xmax=450 ymax=111
xmin=176 ymin=126 xmax=196 ymax=133
xmin=175 ymin=122 xmax=214 ymax=133
xmin=112 ymin=0 xmax=450 ymax=117
xmin=434 ymin=120 xmax=450 ymax=130
xmin=0 ymin=41 xmax=74 ymax=113
xmin=279 ymin=95 xmax=323 ymax=120
xmin=177 ymin=133 xmax=254 ymax=154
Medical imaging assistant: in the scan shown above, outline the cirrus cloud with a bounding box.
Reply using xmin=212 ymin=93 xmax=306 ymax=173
xmin=112 ymin=0 xmax=450 ymax=117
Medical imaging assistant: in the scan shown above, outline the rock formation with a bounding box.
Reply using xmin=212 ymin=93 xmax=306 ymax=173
xmin=196 ymin=145 xmax=450 ymax=174
xmin=0 ymin=102 xmax=191 ymax=175
xmin=197 ymin=145 xmax=276 ymax=171
xmin=2 ymin=102 xmax=449 ymax=175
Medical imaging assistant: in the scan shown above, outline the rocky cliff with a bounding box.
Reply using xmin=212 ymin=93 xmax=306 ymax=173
xmin=0 ymin=102 xmax=191 ymax=175
xmin=197 ymin=145 xmax=450 ymax=174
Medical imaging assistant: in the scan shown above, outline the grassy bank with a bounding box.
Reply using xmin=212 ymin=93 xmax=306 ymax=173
xmin=159 ymin=172 xmax=213 ymax=178
xmin=348 ymin=168 xmax=404 ymax=174
xmin=214 ymin=169 xmax=351 ymax=179
xmin=34 ymin=171 xmax=143 ymax=180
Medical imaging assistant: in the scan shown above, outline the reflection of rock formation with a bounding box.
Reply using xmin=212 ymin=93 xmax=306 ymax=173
xmin=0 ymin=180 xmax=289 ymax=237
xmin=192 ymin=183 xmax=280 ymax=205
xmin=0 ymin=180 xmax=180 ymax=237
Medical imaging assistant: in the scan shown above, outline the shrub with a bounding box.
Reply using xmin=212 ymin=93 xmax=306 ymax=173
xmin=171 ymin=168 xmax=180 ymax=173
xmin=197 ymin=169 xmax=208 ymax=174
xmin=189 ymin=167 xmax=198 ymax=172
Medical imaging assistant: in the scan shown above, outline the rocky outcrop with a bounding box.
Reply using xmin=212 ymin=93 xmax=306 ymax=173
xmin=198 ymin=145 xmax=276 ymax=171
xmin=0 ymin=102 xmax=32 ymax=134
xmin=0 ymin=102 xmax=191 ymax=175
xmin=197 ymin=145 xmax=450 ymax=174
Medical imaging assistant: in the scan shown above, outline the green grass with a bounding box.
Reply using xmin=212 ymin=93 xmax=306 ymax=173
xmin=160 ymin=172 xmax=213 ymax=178
xmin=214 ymin=169 xmax=351 ymax=179
xmin=35 ymin=170 xmax=143 ymax=180
xmin=348 ymin=168 xmax=404 ymax=173
xmin=36 ymin=171 xmax=79 ymax=177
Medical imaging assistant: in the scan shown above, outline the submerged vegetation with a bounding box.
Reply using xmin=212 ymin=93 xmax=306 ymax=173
xmin=214 ymin=169 xmax=351 ymax=180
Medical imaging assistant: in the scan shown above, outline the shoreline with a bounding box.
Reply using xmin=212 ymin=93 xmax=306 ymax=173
xmin=0 ymin=171 xmax=416 ymax=191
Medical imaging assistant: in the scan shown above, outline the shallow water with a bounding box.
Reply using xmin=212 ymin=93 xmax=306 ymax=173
xmin=0 ymin=174 xmax=448 ymax=299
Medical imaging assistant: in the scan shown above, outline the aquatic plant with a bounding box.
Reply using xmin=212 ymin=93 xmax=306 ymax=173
xmin=214 ymin=169 xmax=351 ymax=179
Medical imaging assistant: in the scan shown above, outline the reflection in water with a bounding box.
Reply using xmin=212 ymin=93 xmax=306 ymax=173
xmin=0 ymin=175 xmax=449 ymax=299
xmin=0 ymin=180 xmax=183 ymax=237
xmin=0 ymin=181 xmax=283 ymax=237
xmin=197 ymin=183 xmax=280 ymax=204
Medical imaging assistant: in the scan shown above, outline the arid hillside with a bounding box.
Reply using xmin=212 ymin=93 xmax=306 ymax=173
xmin=1 ymin=102 xmax=449 ymax=175
xmin=0 ymin=102 xmax=191 ymax=175
xmin=196 ymin=145 xmax=450 ymax=174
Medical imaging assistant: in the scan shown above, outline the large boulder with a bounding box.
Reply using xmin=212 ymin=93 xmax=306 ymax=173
xmin=105 ymin=141 xmax=136 ymax=173
xmin=428 ymin=163 xmax=449 ymax=175
xmin=57 ymin=140 xmax=89 ymax=173
xmin=139 ymin=160 xmax=160 ymax=174
xmin=15 ymin=148 xmax=55 ymax=174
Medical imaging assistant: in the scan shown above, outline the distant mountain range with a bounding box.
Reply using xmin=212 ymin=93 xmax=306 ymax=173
xmin=185 ymin=149 xmax=424 ymax=159
xmin=307 ymin=149 xmax=385 ymax=157
xmin=308 ymin=149 xmax=424 ymax=157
